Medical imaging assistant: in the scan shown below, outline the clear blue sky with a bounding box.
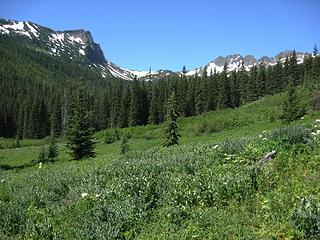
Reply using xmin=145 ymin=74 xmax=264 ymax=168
xmin=1 ymin=0 xmax=319 ymax=71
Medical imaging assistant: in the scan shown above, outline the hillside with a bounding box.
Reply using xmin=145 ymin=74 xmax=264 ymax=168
xmin=1 ymin=87 xmax=320 ymax=239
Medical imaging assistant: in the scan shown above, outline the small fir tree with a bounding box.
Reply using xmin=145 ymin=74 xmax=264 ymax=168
xmin=15 ymin=133 xmax=20 ymax=148
xmin=281 ymin=79 xmax=305 ymax=122
xmin=120 ymin=135 xmax=130 ymax=155
xmin=47 ymin=130 xmax=58 ymax=161
xmin=37 ymin=146 xmax=47 ymax=163
xmin=163 ymin=92 xmax=180 ymax=147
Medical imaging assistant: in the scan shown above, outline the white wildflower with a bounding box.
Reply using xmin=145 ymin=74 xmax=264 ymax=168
xmin=95 ymin=194 xmax=101 ymax=198
xmin=38 ymin=162 xmax=42 ymax=169
xmin=262 ymin=137 xmax=267 ymax=140
xmin=81 ymin=193 xmax=88 ymax=198
xmin=212 ymin=145 xmax=219 ymax=149
xmin=316 ymin=130 xmax=320 ymax=133
xmin=262 ymin=130 xmax=267 ymax=133
xmin=311 ymin=132 xmax=317 ymax=136
xmin=300 ymin=116 xmax=304 ymax=120
xmin=259 ymin=134 xmax=263 ymax=138
xmin=1 ymin=179 xmax=4 ymax=183
xmin=225 ymin=157 xmax=231 ymax=160
xmin=316 ymin=119 xmax=320 ymax=122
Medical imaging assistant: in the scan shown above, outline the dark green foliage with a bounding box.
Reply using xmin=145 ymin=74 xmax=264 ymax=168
xmin=0 ymin=34 xmax=318 ymax=140
xmin=163 ymin=92 xmax=180 ymax=147
xmin=292 ymin=196 xmax=320 ymax=238
xmin=47 ymin=131 xmax=58 ymax=161
xmin=281 ymin=81 xmax=306 ymax=122
xmin=120 ymin=135 xmax=130 ymax=155
xmin=37 ymin=147 xmax=47 ymax=163
xmin=66 ymin=83 xmax=95 ymax=160
xmin=15 ymin=134 xmax=20 ymax=148
xmin=310 ymin=91 xmax=320 ymax=110
xmin=104 ymin=129 xmax=120 ymax=144
xmin=269 ymin=125 xmax=312 ymax=145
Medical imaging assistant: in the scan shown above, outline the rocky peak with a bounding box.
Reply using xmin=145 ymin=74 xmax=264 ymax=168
xmin=62 ymin=29 xmax=94 ymax=45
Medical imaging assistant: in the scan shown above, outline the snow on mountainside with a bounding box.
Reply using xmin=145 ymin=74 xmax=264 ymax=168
xmin=185 ymin=51 xmax=308 ymax=77
xmin=0 ymin=19 xmax=138 ymax=80
xmin=0 ymin=19 xmax=311 ymax=81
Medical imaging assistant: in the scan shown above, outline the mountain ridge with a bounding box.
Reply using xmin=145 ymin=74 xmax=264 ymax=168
xmin=0 ymin=18 xmax=312 ymax=80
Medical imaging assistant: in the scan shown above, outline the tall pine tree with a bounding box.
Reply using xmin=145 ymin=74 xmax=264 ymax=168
xmin=66 ymin=82 xmax=95 ymax=160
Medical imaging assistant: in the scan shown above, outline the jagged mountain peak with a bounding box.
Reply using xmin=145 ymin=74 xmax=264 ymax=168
xmin=185 ymin=50 xmax=308 ymax=77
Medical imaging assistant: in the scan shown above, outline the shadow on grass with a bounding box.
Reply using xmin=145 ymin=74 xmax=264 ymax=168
xmin=0 ymin=162 xmax=35 ymax=171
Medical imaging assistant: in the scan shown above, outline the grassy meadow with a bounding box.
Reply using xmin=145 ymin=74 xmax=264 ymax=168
xmin=1 ymin=89 xmax=320 ymax=239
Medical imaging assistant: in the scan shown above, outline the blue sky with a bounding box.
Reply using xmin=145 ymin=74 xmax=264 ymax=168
xmin=1 ymin=0 xmax=319 ymax=71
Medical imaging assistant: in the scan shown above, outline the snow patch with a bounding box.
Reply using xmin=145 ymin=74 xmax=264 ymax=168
xmin=69 ymin=35 xmax=84 ymax=44
xmin=79 ymin=49 xmax=85 ymax=55
xmin=124 ymin=69 xmax=154 ymax=78
xmin=51 ymin=33 xmax=65 ymax=43
xmin=3 ymin=21 xmax=25 ymax=31
xmin=25 ymin=22 xmax=39 ymax=38
xmin=0 ymin=26 xmax=9 ymax=34
xmin=0 ymin=21 xmax=32 ymax=38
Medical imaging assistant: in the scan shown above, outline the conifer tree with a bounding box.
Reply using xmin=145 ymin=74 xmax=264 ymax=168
xmin=47 ymin=130 xmax=58 ymax=161
xmin=129 ymin=78 xmax=140 ymax=126
xmin=119 ymin=87 xmax=130 ymax=128
xmin=148 ymin=85 xmax=159 ymax=124
xmin=217 ymin=64 xmax=231 ymax=108
xmin=182 ymin=65 xmax=187 ymax=75
xmin=120 ymin=134 xmax=130 ymax=155
xmin=281 ymin=79 xmax=305 ymax=122
xmin=195 ymin=77 xmax=205 ymax=115
xmin=289 ymin=50 xmax=301 ymax=85
xmin=163 ymin=92 xmax=180 ymax=147
xmin=66 ymin=83 xmax=95 ymax=160
xmin=312 ymin=44 xmax=320 ymax=81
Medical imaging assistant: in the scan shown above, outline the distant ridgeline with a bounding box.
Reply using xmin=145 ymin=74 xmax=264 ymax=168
xmin=0 ymin=19 xmax=320 ymax=138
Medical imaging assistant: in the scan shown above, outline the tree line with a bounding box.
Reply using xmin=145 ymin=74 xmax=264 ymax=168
xmin=1 ymin=35 xmax=319 ymax=139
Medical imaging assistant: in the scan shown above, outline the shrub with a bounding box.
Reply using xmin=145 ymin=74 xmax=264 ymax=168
xmin=36 ymin=147 xmax=47 ymax=163
xmin=310 ymin=91 xmax=320 ymax=110
xmin=269 ymin=126 xmax=312 ymax=145
xmin=104 ymin=129 xmax=120 ymax=144
xmin=120 ymin=135 xmax=130 ymax=155
xmin=219 ymin=137 xmax=252 ymax=155
xmin=292 ymin=196 xmax=320 ymax=238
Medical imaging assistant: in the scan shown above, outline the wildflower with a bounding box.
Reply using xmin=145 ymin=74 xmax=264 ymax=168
xmin=212 ymin=145 xmax=219 ymax=149
xmin=317 ymin=130 xmax=320 ymax=134
xmin=262 ymin=137 xmax=267 ymax=140
xmin=1 ymin=179 xmax=4 ymax=183
xmin=225 ymin=157 xmax=231 ymax=160
xmin=95 ymin=194 xmax=101 ymax=198
xmin=262 ymin=130 xmax=267 ymax=133
xmin=311 ymin=132 xmax=317 ymax=136
xmin=316 ymin=119 xmax=320 ymax=122
xmin=259 ymin=134 xmax=262 ymax=138
xmin=81 ymin=193 xmax=88 ymax=198
xmin=38 ymin=162 xmax=42 ymax=169
xmin=300 ymin=116 xmax=304 ymax=120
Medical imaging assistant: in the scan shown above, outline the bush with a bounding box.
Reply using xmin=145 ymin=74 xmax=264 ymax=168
xmin=269 ymin=126 xmax=312 ymax=145
xmin=292 ymin=196 xmax=320 ymax=238
xmin=104 ymin=129 xmax=120 ymax=144
xmin=310 ymin=91 xmax=320 ymax=111
xmin=219 ymin=137 xmax=252 ymax=155
xmin=120 ymin=136 xmax=130 ymax=155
